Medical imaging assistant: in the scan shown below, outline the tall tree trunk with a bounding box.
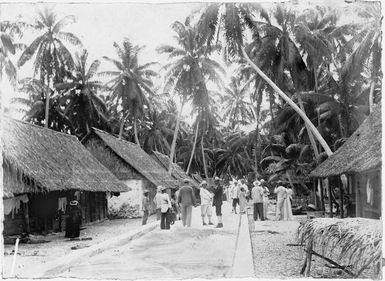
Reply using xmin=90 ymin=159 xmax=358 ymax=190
xmin=369 ymin=80 xmax=375 ymax=113
xmin=168 ymin=99 xmax=185 ymax=175
xmin=269 ymin=92 xmax=274 ymax=135
xmin=134 ymin=118 xmax=140 ymax=146
xmin=201 ymin=132 xmax=209 ymax=179
xmin=242 ymin=48 xmax=333 ymax=156
xmin=186 ymin=118 xmax=200 ymax=175
xmin=44 ymin=86 xmax=50 ymax=128
xmin=119 ymin=111 xmax=130 ymax=139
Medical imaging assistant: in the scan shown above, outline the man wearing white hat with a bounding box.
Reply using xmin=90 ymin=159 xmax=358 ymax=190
xmin=251 ymin=180 xmax=265 ymax=221
xmin=199 ymin=181 xmax=214 ymax=225
xmin=153 ymin=186 xmax=163 ymax=220
xmin=212 ymin=177 xmax=224 ymax=228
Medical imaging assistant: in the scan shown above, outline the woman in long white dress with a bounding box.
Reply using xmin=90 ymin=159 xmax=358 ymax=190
xmin=282 ymin=187 xmax=294 ymax=220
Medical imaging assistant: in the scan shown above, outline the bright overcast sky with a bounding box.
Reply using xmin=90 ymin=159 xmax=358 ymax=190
xmin=0 ymin=0 xmax=364 ymax=123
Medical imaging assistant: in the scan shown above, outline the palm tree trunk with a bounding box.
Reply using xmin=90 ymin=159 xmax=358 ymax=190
xmin=186 ymin=118 xmax=200 ymax=175
xmin=119 ymin=111 xmax=130 ymax=139
xmin=369 ymin=80 xmax=375 ymax=113
xmin=44 ymin=86 xmax=50 ymax=128
xmin=298 ymin=96 xmax=319 ymax=158
xmin=201 ymin=132 xmax=209 ymax=179
xmin=168 ymin=99 xmax=185 ymax=175
xmin=134 ymin=118 xmax=140 ymax=146
xmin=242 ymin=48 xmax=333 ymax=156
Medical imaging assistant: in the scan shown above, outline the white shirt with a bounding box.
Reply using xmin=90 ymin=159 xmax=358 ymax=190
xmin=274 ymin=186 xmax=287 ymax=201
xmin=200 ymin=187 xmax=213 ymax=205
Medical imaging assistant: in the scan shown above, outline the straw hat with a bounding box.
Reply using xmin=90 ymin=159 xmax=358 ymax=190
xmin=200 ymin=180 xmax=208 ymax=186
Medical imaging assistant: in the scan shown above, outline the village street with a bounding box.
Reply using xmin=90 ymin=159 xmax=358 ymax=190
xmin=2 ymin=202 xmax=308 ymax=280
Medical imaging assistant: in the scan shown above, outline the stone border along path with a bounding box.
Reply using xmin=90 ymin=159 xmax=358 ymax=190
xmin=42 ymin=221 xmax=159 ymax=277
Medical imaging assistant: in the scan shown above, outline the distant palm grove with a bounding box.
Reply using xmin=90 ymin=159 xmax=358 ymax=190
xmin=1 ymin=2 xmax=381 ymax=188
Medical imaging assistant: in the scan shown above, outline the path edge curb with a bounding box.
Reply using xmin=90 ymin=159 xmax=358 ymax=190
xmin=42 ymin=221 xmax=158 ymax=277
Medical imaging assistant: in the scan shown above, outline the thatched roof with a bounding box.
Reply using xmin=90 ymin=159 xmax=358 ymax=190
xmin=152 ymin=151 xmax=198 ymax=187
xmin=310 ymin=105 xmax=381 ymax=177
xmin=298 ymin=218 xmax=382 ymax=277
xmin=91 ymin=128 xmax=178 ymax=189
xmin=2 ymin=118 xmax=127 ymax=198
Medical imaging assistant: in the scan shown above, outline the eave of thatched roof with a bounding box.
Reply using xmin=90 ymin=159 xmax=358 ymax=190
xmin=298 ymin=218 xmax=382 ymax=276
xmin=152 ymin=151 xmax=198 ymax=187
xmin=91 ymin=128 xmax=178 ymax=189
xmin=310 ymin=105 xmax=381 ymax=178
xmin=2 ymin=118 xmax=127 ymax=197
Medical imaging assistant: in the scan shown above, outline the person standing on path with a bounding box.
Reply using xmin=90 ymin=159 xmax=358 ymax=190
xmin=213 ymin=177 xmax=224 ymax=228
xmin=199 ymin=181 xmax=214 ymax=225
xmin=251 ymin=180 xmax=265 ymax=221
xmin=238 ymin=186 xmax=248 ymax=214
xmin=153 ymin=186 xmax=162 ymax=221
xmin=231 ymin=181 xmax=239 ymax=214
xmin=261 ymin=179 xmax=270 ymax=220
xmin=282 ymin=186 xmax=294 ymax=220
xmin=177 ymin=179 xmax=197 ymax=227
xmin=142 ymin=190 xmax=151 ymax=225
xmin=159 ymin=186 xmax=172 ymax=229
xmin=274 ymin=181 xmax=287 ymax=220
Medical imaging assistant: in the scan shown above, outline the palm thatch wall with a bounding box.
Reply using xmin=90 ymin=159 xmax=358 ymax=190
xmin=87 ymin=128 xmax=178 ymax=189
xmin=311 ymin=105 xmax=381 ymax=178
xmin=2 ymin=118 xmax=127 ymax=197
xmin=152 ymin=151 xmax=199 ymax=187
xmin=298 ymin=218 xmax=382 ymax=278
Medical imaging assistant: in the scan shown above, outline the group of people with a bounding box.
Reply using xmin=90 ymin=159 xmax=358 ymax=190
xmin=142 ymin=176 xmax=295 ymax=230
xmin=146 ymin=177 xmax=224 ymax=230
xmin=228 ymin=178 xmax=294 ymax=221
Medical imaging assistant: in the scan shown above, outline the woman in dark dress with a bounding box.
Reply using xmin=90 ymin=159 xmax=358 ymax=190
xmin=65 ymin=197 xmax=82 ymax=238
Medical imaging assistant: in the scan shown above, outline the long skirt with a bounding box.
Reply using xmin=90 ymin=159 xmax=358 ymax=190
xmin=282 ymin=198 xmax=293 ymax=220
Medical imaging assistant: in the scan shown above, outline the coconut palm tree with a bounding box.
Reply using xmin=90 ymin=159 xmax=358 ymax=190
xmin=157 ymin=19 xmax=225 ymax=174
xmin=100 ymin=38 xmax=158 ymax=143
xmin=221 ymin=76 xmax=255 ymax=130
xmin=54 ymin=50 xmax=109 ymax=137
xmin=196 ymin=3 xmax=334 ymax=156
xmin=17 ymin=8 xmax=82 ymax=128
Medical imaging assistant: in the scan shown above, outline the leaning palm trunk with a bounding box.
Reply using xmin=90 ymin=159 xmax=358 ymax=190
xmin=186 ymin=119 xmax=199 ymax=175
xmin=168 ymin=100 xmax=185 ymax=175
xmin=242 ymin=48 xmax=333 ymax=156
xmin=369 ymin=80 xmax=375 ymax=113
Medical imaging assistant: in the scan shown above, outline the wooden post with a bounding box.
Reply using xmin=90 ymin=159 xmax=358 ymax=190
xmin=304 ymin=240 xmax=313 ymax=277
xmin=339 ymin=181 xmax=344 ymax=218
xmin=24 ymin=202 xmax=30 ymax=233
xmin=328 ymin=180 xmax=333 ymax=218
xmin=319 ymin=180 xmax=325 ymax=212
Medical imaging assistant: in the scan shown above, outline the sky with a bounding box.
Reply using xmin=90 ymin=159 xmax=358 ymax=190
xmin=0 ymin=0 xmax=372 ymax=126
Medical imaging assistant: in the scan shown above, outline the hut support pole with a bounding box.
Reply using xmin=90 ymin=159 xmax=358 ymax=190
xmin=24 ymin=203 xmax=30 ymax=233
xmin=303 ymin=240 xmax=313 ymax=277
xmin=339 ymin=181 xmax=344 ymax=218
xmin=327 ymin=179 xmax=333 ymax=218
xmin=319 ymin=180 xmax=325 ymax=212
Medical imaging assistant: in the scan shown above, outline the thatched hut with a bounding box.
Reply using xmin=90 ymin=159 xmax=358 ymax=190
xmin=82 ymin=128 xmax=178 ymax=213
xmin=310 ymin=105 xmax=381 ymax=219
xmin=2 ymin=118 xmax=127 ymax=236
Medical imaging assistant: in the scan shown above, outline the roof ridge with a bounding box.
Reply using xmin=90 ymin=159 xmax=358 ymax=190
xmin=92 ymin=127 xmax=139 ymax=147
xmin=3 ymin=115 xmax=78 ymax=140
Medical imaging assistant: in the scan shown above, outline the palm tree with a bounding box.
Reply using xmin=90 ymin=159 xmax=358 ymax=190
xmin=17 ymin=8 xmax=82 ymax=128
xmin=16 ymin=77 xmax=74 ymax=133
xmin=221 ymin=76 xmax=254 ymax=131
xmin=54 ymin=50 xmax=109 ymax=137
xmin=196 ymin=3 xmax=334 ymax=156
xmin=142 ymin=109 xmax=174 ymax=155
xmin=157 ymin=19 xmax=225 ymax=174
xmin=341 ymin=2 xmax=382 ymax=113
xmin=100 ymin=38 xmax=157 ymax=143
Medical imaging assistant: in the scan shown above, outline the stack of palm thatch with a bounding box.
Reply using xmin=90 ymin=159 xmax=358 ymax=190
xmin=298 ymin=218 xmax=382 ymax=277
